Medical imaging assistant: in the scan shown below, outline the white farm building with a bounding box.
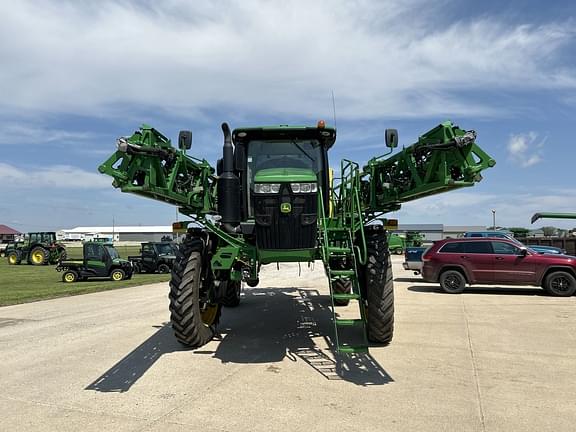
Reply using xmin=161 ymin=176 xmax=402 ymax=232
xmin=57 ymin=226 xmax=173 ymax=242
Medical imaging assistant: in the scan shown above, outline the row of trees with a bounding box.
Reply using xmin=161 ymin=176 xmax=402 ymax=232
xmin=506 ymin=227 xmax=576 ymax=238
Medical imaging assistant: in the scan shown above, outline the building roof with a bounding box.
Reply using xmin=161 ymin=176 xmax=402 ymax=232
xmin=0 ymin=224 xmax=21 ymax=235
xmin=60 ymin=226 xmax=173 ymax=234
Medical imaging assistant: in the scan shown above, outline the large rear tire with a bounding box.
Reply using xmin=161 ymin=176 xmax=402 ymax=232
xmin=364 ymin=230 xmax=394 ymax=344
xmin=30 ymin=247 xmax=48 ymax=265
xmin=221 ymin=280 xmax=241 ymax=307
xmin=169 ymin=236 xmax=220 ymax=347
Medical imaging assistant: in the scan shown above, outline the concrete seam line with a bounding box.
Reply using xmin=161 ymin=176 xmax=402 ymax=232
xmin=461 ymin=297 xmax=487 ymax=432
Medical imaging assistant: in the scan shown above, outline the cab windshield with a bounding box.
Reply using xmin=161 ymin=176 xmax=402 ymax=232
xmin=156 ymin=243 xmax=175 ymax=255
xmin=246 ymin=139 xmax=325 ymax=215
xmin=105 ymin=246 xmax=119 ymax=260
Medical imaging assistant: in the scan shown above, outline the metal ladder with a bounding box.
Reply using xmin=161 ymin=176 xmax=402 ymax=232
xmin=319 ymin=160 xmax=369 ymax=354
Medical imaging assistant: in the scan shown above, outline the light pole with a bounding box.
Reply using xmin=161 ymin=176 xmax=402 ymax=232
xmin=491 ymin=209 xmax=496 ymax=231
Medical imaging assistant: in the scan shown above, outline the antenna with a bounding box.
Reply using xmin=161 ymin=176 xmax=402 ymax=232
xmin=331 ymin=90 xmax=337 ymax=129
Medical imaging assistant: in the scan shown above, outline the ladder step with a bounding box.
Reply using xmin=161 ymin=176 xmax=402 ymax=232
xmin=335 ymin=319 xmax=364 ymax=327
xmin=327 ymin=227 xmax=349 ymax=232
xmin=328 ymin=246 xmax=351 ymax=254
xmin=332 ymin=293 xmax=360 ymax=301
xmin=338 ymin=345 xmax=369 ymax=354
xmin=330 ymin=270 xmax=356 ymax=277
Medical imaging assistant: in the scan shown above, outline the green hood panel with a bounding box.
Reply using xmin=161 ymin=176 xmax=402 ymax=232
xmin=254 ymin=168 xmax=316 ymax=183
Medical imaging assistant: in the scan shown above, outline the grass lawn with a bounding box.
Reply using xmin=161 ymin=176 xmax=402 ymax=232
xmin=0 ymin=245 xmax=171 ymax=306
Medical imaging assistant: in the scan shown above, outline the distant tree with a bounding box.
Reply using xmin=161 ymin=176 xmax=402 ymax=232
xmin=508 ymin=227 xmax=529 ymax=238
xmin=542 ymin=226 xmax=557 ymax=237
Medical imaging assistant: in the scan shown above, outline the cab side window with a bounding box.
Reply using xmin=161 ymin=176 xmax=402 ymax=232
xmin=85 ymin=244 xmax=105 ymax=261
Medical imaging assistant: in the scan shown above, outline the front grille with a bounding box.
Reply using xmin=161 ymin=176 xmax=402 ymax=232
xmin=253 ymin=185 xmax=317 ymax=250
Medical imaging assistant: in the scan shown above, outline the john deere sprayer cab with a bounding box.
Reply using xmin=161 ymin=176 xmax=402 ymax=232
xmin=56 ymin=242 xmax=133 ymax=282
xmin=99 ymin=120 xmax=495 ymax=353
xmin=6 ymin=232 xmax=66 ymax=265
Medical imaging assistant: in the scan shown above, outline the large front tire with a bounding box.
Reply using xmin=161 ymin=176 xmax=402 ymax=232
xmin=169 ymin=237 xmax=220 ymax=347
xmin=364 ymin=230 xmax=394 ymax=344
xmin=7 ymin=251 xmax=21 ymax=265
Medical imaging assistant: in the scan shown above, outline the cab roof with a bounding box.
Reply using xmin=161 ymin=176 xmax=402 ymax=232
xmin=232 ymin=125 xmax=337 ymax=149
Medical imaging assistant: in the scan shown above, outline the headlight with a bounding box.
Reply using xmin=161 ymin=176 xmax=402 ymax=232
xmin=290 ymin=183 xmax=317 ymax=193
xmin=254 ymin=183 xmax=281 ymax=194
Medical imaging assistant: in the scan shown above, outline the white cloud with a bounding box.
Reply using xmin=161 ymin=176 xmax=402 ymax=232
xmin=507 ymin=132 xmax=545 ymax=167
xmin=0 ymin=0 xmax=574 ymax=120
xmin=0 ymin=122 xmax=95 ymax=145
xmin=0 ymin=163 xmax=111 ymax=189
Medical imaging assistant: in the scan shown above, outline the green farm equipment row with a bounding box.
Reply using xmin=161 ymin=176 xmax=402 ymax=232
xmin=99 ymin=120 xmax=495 ymax=353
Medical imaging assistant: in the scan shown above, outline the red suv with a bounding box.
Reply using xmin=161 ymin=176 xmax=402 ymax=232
xmin=422 ymin=238 xmax=576 ymax=296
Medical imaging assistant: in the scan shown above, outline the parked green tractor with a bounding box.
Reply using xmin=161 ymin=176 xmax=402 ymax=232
xmin=6 ymin=232 xmax=66 ymax=266
xmin=56 ymin=241 xmax=133 ymax=282
xmin=99 ymin=120 xmax=495 ymax=353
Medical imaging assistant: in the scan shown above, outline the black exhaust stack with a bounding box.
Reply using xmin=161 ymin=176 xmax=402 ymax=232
xmin=218 ymin=122 xmax=241 ymax=232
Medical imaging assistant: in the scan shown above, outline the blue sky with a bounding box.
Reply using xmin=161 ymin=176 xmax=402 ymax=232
xmin=1 ymin=0 xmax=576 ymax=232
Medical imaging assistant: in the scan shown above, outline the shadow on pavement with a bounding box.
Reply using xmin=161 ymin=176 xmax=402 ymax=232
xmin=85 ymin=323 xmax=186 ymax=393
xmin=408 ymin=285 xmax=547 ymax=296
xmin=394 ymin=277 xmax=423 ymax=283
xmin=86 ymin=287 xmax=393 ymax=391
xmin=212 ymin=287 xmax=393 ymax=386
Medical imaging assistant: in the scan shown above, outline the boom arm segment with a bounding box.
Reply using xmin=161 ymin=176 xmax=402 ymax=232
xmin=531 ymin=213 xmax=576 ymax=224
xmin=361 ymin=121 xmax=496 ymax=213
xmin=98 ymin=124 xmax=216 ymax=216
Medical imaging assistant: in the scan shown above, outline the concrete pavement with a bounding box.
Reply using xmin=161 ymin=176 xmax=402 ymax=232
xmin=0 ymin=257 xmax=575 ymax=431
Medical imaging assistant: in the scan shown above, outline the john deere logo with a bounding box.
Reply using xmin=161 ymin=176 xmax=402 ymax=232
xmin=280 ymin=202 xmax=292 ymax=213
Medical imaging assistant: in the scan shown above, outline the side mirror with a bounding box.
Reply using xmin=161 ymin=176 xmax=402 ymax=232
xmin=519 ymin=248 xmax=528 ymax=256
xmin=178 ymin=130 xmax=192 ymax=150
xmin=385 ymin=129 xmax=398 ymax=148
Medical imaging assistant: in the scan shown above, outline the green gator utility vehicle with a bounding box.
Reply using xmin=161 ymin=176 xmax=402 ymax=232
xmin=56 ymin=241 xmax=133 ymax=283
xmin=6 ymin=232 xmax=66 ymax=265
xmin=128 ymin=241 xmax=177 ymax=274
xmin=99 ymin=120 xmax=495 ymax=353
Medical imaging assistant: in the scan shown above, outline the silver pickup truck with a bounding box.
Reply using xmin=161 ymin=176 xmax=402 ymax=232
xmin=402 ymin=246 xmax=428 ymax=275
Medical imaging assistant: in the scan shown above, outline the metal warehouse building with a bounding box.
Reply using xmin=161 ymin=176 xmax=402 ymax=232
xmin=58 ymin=226 xmax=173 ymax=242
xmin=394 ymin=224 xmax=486 ymax=241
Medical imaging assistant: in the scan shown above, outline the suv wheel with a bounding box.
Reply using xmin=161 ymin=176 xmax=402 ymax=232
xmin=439 ymin=270 xmax=466 ymax=294
xmin=544 ymin=271 xmax=576 ymax=297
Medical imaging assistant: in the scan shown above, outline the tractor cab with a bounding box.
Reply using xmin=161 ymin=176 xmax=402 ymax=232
xmin=218 ymin=123 xmax=336 ymax=260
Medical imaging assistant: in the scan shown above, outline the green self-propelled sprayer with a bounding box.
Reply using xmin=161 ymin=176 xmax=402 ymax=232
xmin=99 ymin=120 xmax=495 ymax=353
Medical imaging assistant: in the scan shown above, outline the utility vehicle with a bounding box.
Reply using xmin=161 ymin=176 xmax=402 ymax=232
xmin=129 ymin=242 xmax=177 ymax=274
xmin=56 ymin=241 xmax=133 ymax=282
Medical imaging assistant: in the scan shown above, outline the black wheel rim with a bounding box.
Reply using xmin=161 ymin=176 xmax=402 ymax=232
xmin=551 ymin=276 xmax=572 ymax=294
xmin=445 ymin=274 xmax=462 ymax=291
